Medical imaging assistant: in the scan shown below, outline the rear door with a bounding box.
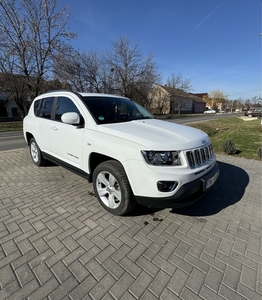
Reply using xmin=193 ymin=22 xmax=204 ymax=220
xmin=33 ymin=97 xmax=55 ymax=153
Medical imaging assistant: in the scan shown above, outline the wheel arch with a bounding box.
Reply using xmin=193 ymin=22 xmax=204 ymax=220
xmin=25 ymin=132 xmax=34 ymax=145
xmin=89 ymin=152 xmax=120 ymax=183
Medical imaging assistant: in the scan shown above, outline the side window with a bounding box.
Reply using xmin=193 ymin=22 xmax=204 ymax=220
xmin=55 ymin=97 xmax=81 ymax=122
xmin=38 ymin=97 xmax=54 ymax=119
xmin=34 ymin=99 xmax=41 ymax=116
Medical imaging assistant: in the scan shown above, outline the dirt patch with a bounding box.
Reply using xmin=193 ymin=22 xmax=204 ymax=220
xmin=238 ymin=116 xmax=258 ymax=121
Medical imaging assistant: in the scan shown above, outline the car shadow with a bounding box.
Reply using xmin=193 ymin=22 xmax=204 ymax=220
xmin=171 ymin=160 xmax=249 ymax=217
xmin=129 ymin=160 xmax=249 ymax=217
xmin=128 ymin=205 xmax=163 ymax=217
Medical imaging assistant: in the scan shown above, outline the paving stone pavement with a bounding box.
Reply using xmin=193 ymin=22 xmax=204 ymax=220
xmin=0 ymin=148 xmax=261 ymax=300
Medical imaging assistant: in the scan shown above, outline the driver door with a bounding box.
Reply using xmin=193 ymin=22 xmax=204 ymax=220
xmin=49 ymin=96 xmax=84 ymax=168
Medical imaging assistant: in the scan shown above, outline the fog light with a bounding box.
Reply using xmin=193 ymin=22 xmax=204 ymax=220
xmin=157 ymin=181 xmax=178 ymax=192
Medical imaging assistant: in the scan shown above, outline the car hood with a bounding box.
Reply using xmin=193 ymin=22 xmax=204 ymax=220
xmin=98 ymin=119 xmax=210 ymax=150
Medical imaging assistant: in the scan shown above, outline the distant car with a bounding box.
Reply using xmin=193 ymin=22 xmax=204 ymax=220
xmin=204 ymin=109 xmax=216 ymax=114
xmin=244 ymin=108 xmax=262 ymax=118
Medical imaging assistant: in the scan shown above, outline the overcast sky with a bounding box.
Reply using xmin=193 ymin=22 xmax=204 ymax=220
xmin=57 ymin=0 xmax=261 ymax=100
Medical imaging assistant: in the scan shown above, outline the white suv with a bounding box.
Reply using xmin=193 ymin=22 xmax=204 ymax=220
xmin=23 ymin=91 xmax=219 ymax=215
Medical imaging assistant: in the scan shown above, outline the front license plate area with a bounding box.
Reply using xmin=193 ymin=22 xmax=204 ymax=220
xmin=202 ymin=170 xmax=219 ymax=192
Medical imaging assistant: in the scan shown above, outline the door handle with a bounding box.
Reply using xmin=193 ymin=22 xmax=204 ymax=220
xmin=50 ymin=126 xmax=58 ymax=131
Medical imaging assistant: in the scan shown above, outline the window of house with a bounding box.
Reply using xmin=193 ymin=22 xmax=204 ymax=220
xmin=11 ymin=107 xmax=19 ymax=117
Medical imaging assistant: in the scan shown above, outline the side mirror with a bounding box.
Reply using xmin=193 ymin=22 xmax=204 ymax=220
xmin=61 ymin=112 xmax=80 ymax=125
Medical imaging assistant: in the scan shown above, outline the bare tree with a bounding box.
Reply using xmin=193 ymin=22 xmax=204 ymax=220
xmin=54 ymin=50 xmax=105 ymax=92
xmin=250 ymin=96 xmax=262 ymax=107
xmin=208 ymin=90 xmax=227 ymax=109
xmin=166 ymin=73 xmax=192 ymax=91
xmin=209 ymin=90 xmax=227 ymax=99
xmin=166 ymin=73 xmax=192 ymax=114
xmin=0 ymin=0 xmax=76 ymax=117
xmin=104 ymin=37 xmax=160 ymax=103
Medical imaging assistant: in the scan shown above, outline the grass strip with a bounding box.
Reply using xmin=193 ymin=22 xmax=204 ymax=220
xmin=189 ymin=117 xmax=262 ymax=160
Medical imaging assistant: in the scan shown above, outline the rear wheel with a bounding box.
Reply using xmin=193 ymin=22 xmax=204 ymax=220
xmin=93 ymin=160 xmax=136 ymax=215
xmin=29 ymin=138 xmax=46 ymax=166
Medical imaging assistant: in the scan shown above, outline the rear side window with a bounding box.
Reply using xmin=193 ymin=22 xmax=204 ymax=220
xmin=35 ymin=97 xmax=54 ymax=119
xmin=33 ymin=100 xmax=41 ymax=116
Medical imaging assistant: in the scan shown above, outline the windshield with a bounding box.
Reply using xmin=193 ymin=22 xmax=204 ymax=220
xmin=82 ymin=96 xmax=154 ymax=124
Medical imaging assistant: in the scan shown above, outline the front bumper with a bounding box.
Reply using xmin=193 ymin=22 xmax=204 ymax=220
xmin=135 ymin=162 xmax=219 ymax=208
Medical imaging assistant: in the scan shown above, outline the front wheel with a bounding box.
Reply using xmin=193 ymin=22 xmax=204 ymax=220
xmin=93 ymin=160 xmax=136 ymax=216
xmin=29 ymin=138 xmax=46 ymax=166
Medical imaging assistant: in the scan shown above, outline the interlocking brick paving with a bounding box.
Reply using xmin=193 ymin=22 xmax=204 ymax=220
xmin=0 ymin=149 xmax=261 ymax=300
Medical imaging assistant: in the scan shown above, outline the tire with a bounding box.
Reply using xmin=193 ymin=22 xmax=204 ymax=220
xmin=29 ymin=138 xmax=46 ymax=166
xmin=93 ymin=160 xmax=136 ymax=216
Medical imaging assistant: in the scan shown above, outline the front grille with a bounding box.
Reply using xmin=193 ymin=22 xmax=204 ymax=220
xmin=186 ymin=144 xmax=215 ymax=168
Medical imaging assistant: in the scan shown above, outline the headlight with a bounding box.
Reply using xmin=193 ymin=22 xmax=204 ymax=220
xmin=141 ymin=151 xmax=182 ymax=166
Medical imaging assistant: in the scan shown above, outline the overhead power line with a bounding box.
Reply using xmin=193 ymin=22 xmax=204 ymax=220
xmin=227 ymin=89 xmax=261 ymax=97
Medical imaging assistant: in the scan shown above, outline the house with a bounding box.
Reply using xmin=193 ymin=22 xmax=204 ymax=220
xmin=192 ymin=93 xmax=226 ymax=111
xmin=148 ymin=85 xmax=206 ymax=114
xmin=0 ymin=92 xmax=23 ymax=119
xmin=0 ymin=72 xmax=67 ymax=120
xmin=0 ymin=92 xmax=8 ymax=118
xmin=190 ymin=94 xmax=209 ymax=113
xmin=191 ymin=93 xmax=209 ymax=101
xmin=4 ymin=98 xmax=20 ymax=117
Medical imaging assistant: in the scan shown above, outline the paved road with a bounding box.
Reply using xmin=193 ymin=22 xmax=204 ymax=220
xmin=0 ymin=149 xmax=261 ymax=300
xmin=166 ymin=112 xmax=240 ymax=124
xmin=0 ymin=131 xmax=27 ymax=152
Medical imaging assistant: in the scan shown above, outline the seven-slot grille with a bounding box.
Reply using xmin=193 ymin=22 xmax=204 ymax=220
xmin=186 ymin=144 xmax=215 ymax=168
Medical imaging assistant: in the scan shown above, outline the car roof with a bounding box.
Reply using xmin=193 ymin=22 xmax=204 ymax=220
xmin=36 ymin=90 xmax=129 ymax=100
xmin=79 ymin=92 xmax=129 ymax=99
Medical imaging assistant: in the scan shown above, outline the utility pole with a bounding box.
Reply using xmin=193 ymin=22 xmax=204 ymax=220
xmin=259 ymin=32 xmax=262 ymax=123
